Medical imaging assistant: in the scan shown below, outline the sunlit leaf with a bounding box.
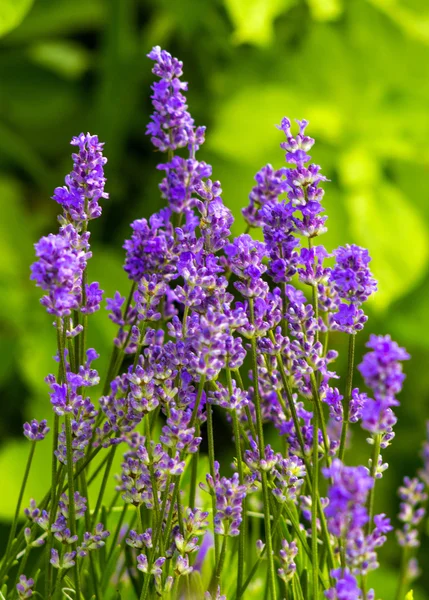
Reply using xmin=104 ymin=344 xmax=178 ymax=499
xmin=367 ymin=0 xmax=429 ymax=45
xmin=0 ymin=0 xmax=34 ymax=37
xmin=307 ymin=0 xmax=343 ymax=21
xmin=224 ymin=0 xmax=296 ymax=45
xmin=342 ymin=171 xmax=429 ymax=309
xmin=1 ymin=0 xmax=105 ymax=44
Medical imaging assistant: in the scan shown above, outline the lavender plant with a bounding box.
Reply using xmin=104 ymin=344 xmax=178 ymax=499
xmin=1 ymin=45 xmax=427 ymax=600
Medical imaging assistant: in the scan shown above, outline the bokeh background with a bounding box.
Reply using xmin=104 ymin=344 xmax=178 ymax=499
xmin=0 ymin=0 xmax=428 ymax=596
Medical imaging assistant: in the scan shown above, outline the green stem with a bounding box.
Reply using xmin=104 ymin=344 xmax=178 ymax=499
xmin=107 ymin=503 xmax=128 ymax=562
xmin=231 ymin=508 xmax=281 ymax=600
xmin=211 ymin=535 xmax=227 ymax=593
xmin=137 ymin=505 xmax=144 ymax=533
xmin=45 ymin=413 xmax=60 ymax=598
xmin=310 ymin=373 xmax=331 ymax=466
xmin=338 ymin=335 xmax=356 ymax=461
xmin=312 ymin=404 xmax=319 ymax=600
xmin=91 ymin=446 xmax=117 ymax=528
xmin=367 ymin=433 xmax=381 ymax=534
xmin=394 ymin=546 xmax=410 ymax=600
xmin=80 ymin=471 xmax=100 ymax=600
xmin=233 ymin=368 xmax=257 ymax=440
xmin=188 ymin=428 xmax=200 ymax=509
xmin=65 ymin=413 xmax=81 ymax=600
xmin=269 ymin=334 xmax=335 ymax=578
xmin=86 ymin=451 xmax=111 ymax=487
xmin=249 ymin=298 xmax=276 ymax=600
xmin=190 ymin=376 xmax=206 ymax=429
xmin=206 ymin=395 xmax=220 ymax=564
xmin=227 ymin=368 xmax=245 ymax=600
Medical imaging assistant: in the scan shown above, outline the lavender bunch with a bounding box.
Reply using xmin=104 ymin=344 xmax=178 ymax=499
xmin=1 ymin=45 xmax=426 ymax=600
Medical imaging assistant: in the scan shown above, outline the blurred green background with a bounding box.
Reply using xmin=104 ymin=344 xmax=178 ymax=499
xmin=0 ymin=0 xmax=429 ymax=595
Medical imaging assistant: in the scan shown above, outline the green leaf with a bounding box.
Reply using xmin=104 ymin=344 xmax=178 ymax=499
xmin=307 ymin=0 xmax=343 ymax=21
xmin=0 ymin=439 xmax=51 ymax=519
xmin=340 ymin=148 xmax=429 ymax=310
xmin=405 ymin=592 xmax=414 ymax=600
xmin=367 ymin=0 xmax=429 ymax=45
xmin=28 ymin=40 xmax=91 ymax=80
xmin=0 ymin=0 xmax=34 ymax=37
xmin=224 ymin=0 xmax=296 ymax=45
xmin=1 ymin=0 xmax=105 ymax=44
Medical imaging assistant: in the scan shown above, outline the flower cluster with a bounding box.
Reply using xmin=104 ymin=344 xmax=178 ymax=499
xmin=359 ymin=335 xmax=410 ymax=448
xmin=17 ymin=45 xmax=419 ymax=600
xmin=53 ymin=133 xmax=108 ymax=227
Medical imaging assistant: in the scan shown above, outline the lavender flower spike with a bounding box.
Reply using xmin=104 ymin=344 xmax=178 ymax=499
xmin=53 ymin=133 xmax=108 ymax=227
xmin=23 ymin=419 xmax=49 ymax=442
xmin=146 ymin=46 xmax=203 ymax=153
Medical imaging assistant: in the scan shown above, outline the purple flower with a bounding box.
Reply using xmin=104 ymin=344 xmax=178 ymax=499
xmin=201 ymin=461 xmax=248 ymax=537
xmin=277 ymin=118 xmax=327 ymax=238
xmin=106 ymin=291 xmax=136 ymax=327
xmin=197 ymin=196 xmax=233 ymax=253
xmin=358 ymin=334 xmax=410 ymax=406
xmin=396 ymin=477 xmax=427 ymax=548
xmin=174 ymin=250 xmax=227 ymax=310
xmin=31 ymin=225 xmax=90 ymax=317
xmin=260 ymin=201 xmax=298 ymax=283
xmin=323 ymin=459 xmax=373 ymax=537
xmin=209 ymin=380 xmax=249 ymax=412
xmin=324 ymin=568 xmax=363 ymax=600
xmin=272 ymin=455 xmax=306 ymax=503
xmin=174 ymin=554 xmax=193 ymax=576
xmin=243 ymin=164 xmax=287 ymax=228
xmin=81 ymin=282 xmax=103 ymax=314
xmin=58 ymin=491 xmax=87 ymax=520
xmin=185 ymin=311 xmax=230 ymax=381
xmin=298 ymin=245 xmax=330 ymax=286
xmin=205 ymin=587 xmax=226 ymax=600
xmin=123 ymin=209 xmax=176 ymax=282
xmin=224 ymin=234 xmax=267 ymax=281
xmin=16 ymin=575 xmax=34 ymax=599
xmin=330 ymin=245 xmax=377 ymax=305
xmin=158 ymin=156 xmax=212 ymax=213
xmin=23 ymin=419 xmax=49 ymax=442
xmin=126 ymin=528 xmax=153 ymax=550
xmin=278 ymin=117 xmax=314 ymax=166
xmin=331 ymin=302 xmax=367 ymax=334
xmin=159 ymin=407 xmax=202 ymax=454
xmin=244 ymin=439 xmax=278 ymax=473
xmin=361 ymin=398 xmax=397 ymax=442
xmin=278 ymin=539 xmax=298 ymax=583
xmin=77 ymin=524 xmax=110 ymax=557
xmin=53 ymin=133 xmax=108 ymax=227
xmin=50 ymin=548 xmax=76 ymax=570
xmin=146 ymin=46 xmax=201 ymax=153
xmin=137 ymin=553 xmax=165 ymax=576
xmin=323 ymin=387 xmax=366 ymax=424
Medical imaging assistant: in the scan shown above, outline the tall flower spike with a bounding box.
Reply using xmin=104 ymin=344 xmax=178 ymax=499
xmin=278 ymin=117 xmax=327 ymax=238
xmin=146 ymin=46 xmax=204 ymax=153
xmin=53 ymin=133 xmax=108 ymax=228
xmin=30 ymin=225 xmax=91 ymax=317
xmin=358 ymin=334 xmax=410 ymax=407
xmin=323 ymin=459 xmax=373 ymax=537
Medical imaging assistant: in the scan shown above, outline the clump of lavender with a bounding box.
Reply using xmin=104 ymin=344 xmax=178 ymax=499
xmin=1 ymin=45 xmax=424 ymax=600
